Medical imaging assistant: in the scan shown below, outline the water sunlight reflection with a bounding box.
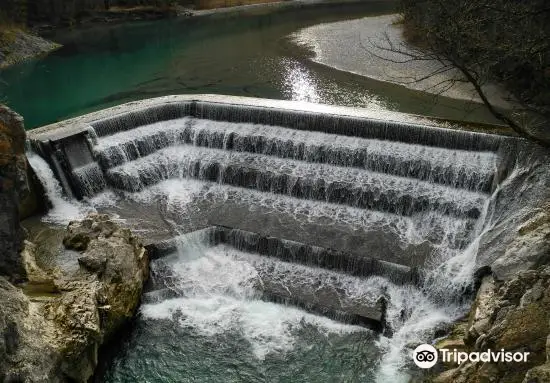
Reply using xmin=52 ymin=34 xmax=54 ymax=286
xmin=282 ymin=60 xmax=320 ymax=103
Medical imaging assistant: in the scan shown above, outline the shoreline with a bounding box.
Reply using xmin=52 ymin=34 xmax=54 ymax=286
xmin=0 ymin=28 xmax=61 ymax=70
xmin=0 ymin=0 xmax=388 ymax=70
xmin=291 ymin=54 xmax=514 ymax=135
xmin=292 ymin=14 xmax=513 ymax=109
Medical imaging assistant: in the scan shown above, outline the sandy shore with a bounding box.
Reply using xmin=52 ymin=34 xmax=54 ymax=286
xmin=292 ymin=14 xmax=512 ymax=108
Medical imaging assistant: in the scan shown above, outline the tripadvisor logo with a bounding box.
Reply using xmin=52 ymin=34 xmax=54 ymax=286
xmin=413 ymin=344 xmax=530 ymax=369
xmin=413 ymin=344 xmax=438 ymax=369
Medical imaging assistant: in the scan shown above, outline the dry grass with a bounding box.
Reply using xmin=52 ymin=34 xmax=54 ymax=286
xmin=0 ymin=27 xmax=20 ymax=47
xmin=0 ymin=10 xmax=26 ymax=46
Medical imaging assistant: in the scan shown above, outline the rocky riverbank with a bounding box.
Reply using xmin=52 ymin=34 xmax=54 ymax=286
xmin=422 ymin=204 xmax=550 ymax=383
xmin=428 ymin=265 xmax=550 ymax=383
xmin=0 ymin=4 xmax=177 ymax=69
xmin=0 ymin=105 xmax=149 ymax=382
xmin=0 ymin=28 xmax=60 ymax=69
xmin=0 ymin=0 xmax=367 ymax=70
xmin=0 ymin=104 xmax=37 ymax=280
xmin=0 ymin=213 xmax=149 ymax=382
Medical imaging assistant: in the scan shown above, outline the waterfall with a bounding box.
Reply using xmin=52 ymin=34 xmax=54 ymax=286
xmin=26 ymin=100 xmax=516 ymax=381
xmin=143 ymin=236 xmax=376 ymax=360
xmin=27 ymin=153 xmax=92 ymax=225
xmin=375 ymin=198 xmax=493 ymax=382
xmin=72 ymin=163 xmax=106 ymax=197
xmin=94 ymin=118 xmax=498 ymax=192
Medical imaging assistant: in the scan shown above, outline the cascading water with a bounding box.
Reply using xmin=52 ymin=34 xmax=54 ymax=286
xmin=27 ymin=106 xmax=507 ymax=382
xmin=27 ymin=153 xmax=93 ymax=224
xmin=72 ymin=162 xmax=106 ymax=197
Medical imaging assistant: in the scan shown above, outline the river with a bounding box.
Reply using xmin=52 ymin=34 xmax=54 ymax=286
xmin=0 ymin=1 xmax=498 ymax=129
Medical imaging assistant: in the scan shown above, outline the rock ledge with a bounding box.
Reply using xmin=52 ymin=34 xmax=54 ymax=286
xmin=0 ymin=213 xmax=149 ymax=382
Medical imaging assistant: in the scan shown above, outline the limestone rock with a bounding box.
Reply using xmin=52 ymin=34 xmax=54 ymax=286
xmin=78 ymin=253 xmax=107 ymax=274
xmin=491 ymin=206 xmax=550 ymax=281
xmin=0 ymin=214 xmax=149 ymax=382
xmin=432 ymin=369 xmax=457 ymax=383
xmin=63 ymin=232 xmax=91 ymax=251
xmin=476 ymin=147 xmax=550 ymax=282
xmin=524 ymin=362 xmax=550 ymax=383
xmin=0 ymin=104 xmax=46 ymax=282
xmin=430 ymin=266 xmax=550 ymax=383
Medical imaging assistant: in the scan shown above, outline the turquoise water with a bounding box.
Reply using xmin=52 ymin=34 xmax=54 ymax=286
xmin=0 ymin=2 xmax=498 ymax=129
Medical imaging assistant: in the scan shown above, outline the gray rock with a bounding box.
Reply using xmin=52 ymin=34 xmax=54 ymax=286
xmin=523 ymin=363 xmax=550 ymax=383
xmin=78 ymin=253 xmax=107 ymax=274
xmin=520 ymin=280 xmax=545 ymax=307
xmin=0 ymin=29 xmax=60 ymax=69
xmin=476 ymin=142 xmax=550 ymax=281
xmin=433 ymin=266 xmax=550 ymax=383
xmin=472 ymin=318 xmax=490 ymax=338
xmin=0 ymin=214 xmax=149 ymax=382
xmin=0 ymin=105 xmax=28 ymax=281
xmin=63 ymin=232 xmax=91 ymax=251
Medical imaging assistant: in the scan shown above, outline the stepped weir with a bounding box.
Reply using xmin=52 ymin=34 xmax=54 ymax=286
xmin=27 ymin=95 xmax=527 ymax=336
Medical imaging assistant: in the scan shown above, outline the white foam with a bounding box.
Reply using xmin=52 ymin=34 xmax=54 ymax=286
xmin=27 ymin=153 xmax=93 ymax=225
xmin=28 ymin=112 xmax=501 ymax=378
xmin=143 ymin=243 xmax=366 ymax=360
xmin=87 ymin=190 xmax=120 ymax=208
xmin=128 ymin=178 xmax=476 ymax=248
xmin=95 ymin=118 xmax=190 ymax=150
xmin=228 ymin=247 xmax=383 ymax=303
xmin=142 ymin=295 xmax=363 ymax=360
xmin=107 ymin=144 xmax=488 ymax=218
xmin=373 ymin=184 xmax=495 ymax=382
xmin=96 ymin=117 xmax=498 ymax=182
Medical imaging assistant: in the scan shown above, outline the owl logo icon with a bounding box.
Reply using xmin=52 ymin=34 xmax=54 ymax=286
xmin=413 ymin=344 xmax=438 ymax=368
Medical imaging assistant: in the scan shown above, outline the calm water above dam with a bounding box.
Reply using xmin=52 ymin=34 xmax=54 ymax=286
xmin=0 ymin=1 xmax=498 ymax=129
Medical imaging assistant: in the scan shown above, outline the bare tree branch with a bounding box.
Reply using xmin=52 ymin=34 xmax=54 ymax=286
xmin=370 ymin=0 xmax=550 ymax=147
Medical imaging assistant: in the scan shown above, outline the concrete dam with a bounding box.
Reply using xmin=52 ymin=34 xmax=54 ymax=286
xmin=25 ymin=95 xmax=550 ymax=378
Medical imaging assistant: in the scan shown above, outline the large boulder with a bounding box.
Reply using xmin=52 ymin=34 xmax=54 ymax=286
xmin=475 ymin=143 xmax=550 ymax=281
xmin=430 ymin=267 xmax=550 ymax=383
xmin=0 ymin=213 xmax=149 ymax=382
